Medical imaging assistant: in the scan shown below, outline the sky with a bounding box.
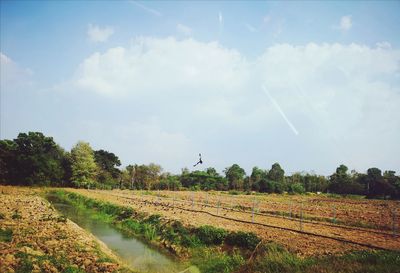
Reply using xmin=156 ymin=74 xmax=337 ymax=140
xmin=1 ymin=1 xmax=400 ymax=175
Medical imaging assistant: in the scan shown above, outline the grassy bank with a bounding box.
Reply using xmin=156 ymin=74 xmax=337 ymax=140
xmin=51 ymin=190 xmax=400 ymax=273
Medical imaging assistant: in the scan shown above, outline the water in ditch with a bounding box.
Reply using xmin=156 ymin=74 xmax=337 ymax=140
xmin=46 ymin=194 xmax=193 ymax=273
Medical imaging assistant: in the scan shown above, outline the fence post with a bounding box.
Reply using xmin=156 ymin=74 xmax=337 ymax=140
xmin=332 ymin=205 xmax=336 ymax=224
xmin=300 ymin=203 xmax=303 ymax=231
xmin=289 ymin=202 xmax=292 ymax=219
xmin=217 ymin=199 xmax=220 ymax=215
xmin=252 ymin=199 xmax=255 ymax=223
xmin=393 ymin=209 xmax=397 ymax=237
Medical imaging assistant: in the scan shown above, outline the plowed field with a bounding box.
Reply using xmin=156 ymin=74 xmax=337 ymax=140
xmin=66 ymin=189 xmax=400 ymax=257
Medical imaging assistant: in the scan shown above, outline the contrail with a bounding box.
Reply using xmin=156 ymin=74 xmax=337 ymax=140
xmin=129 ymin=1 xmax=162 ymax=17
xmin=262 ymin=85 xmax=299 ymax=136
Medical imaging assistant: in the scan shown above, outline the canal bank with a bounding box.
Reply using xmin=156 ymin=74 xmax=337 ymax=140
xmin=49 ymin=189 xmax=400 ymax=273
xmin=46 ymin=192 xmax=189 ymax=273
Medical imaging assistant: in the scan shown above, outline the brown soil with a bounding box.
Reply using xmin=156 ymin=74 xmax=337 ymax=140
xmin=0 ymin=186 xmax=131 ymax=273
xmin=67 ymin=189 xmax=400 ymax=257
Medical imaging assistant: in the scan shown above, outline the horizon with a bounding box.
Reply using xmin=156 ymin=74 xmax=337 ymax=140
xmin=1 ymin=1 xmax=400 ymax=176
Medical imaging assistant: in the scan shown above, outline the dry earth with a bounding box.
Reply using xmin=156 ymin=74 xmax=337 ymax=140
xmin=68 ymin=189 xmax=400 ymax=257
xmin=0 ymin=186 xmax=130 ymax=273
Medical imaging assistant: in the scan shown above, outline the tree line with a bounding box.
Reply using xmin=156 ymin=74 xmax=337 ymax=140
xmin=1 ymin=132 xmax=399 ymax=199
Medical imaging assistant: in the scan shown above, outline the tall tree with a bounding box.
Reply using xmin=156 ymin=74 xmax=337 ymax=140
xmin=250 ymin=167 xmax=266 ymax=191
xmin=94 ymin=149 xmax=121 ymax=178
xmin=0 ymin=132 xmax=66 ymax=186
xmin=267 ymin=163 xmax=285 ymax=183
xmin=224 ymin=164 xmax=246 ymax=190
xmin=366 ymin=168 xmax=394 ymax=199
xmin=70 ymin=141 xmax=98 ymax=188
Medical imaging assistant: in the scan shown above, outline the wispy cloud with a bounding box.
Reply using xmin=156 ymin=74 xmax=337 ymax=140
xmin=130 ymin=1 xmax=162 ymax=17
xmin=244 ymin=23 xmax=257 ymax=33
xmin=87 ymin=24 xmax=114 ymax=43
xmin=262 ymin=85 xmax=299 ymax=136
xmin=340 ymin=15 xmax=352 ymax=31
xmin=176 ymin=23 xmax=192 ymax=36
xmin=333 ymin=15 xmax=352 ymax=31
xmin=219 ymin=11 xmax=223 ymax=34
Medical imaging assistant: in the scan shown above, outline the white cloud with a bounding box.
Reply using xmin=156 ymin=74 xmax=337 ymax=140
xmin=74 ymin=37 xmax=248 ymax=97
xmin=87 ymin=24 xmax=114 ymax=43
xmin=176 ymin=23 xmax=192 ymax=36
xmin=335 ymin=15 xmax=352 ymax=31
xmin=0 ymin=52 xmax=33 ymax=91
xmin=70 ymin=39 xmax=400 ymax=173
xmin=219 ymin=12 xmax=223 ymax=33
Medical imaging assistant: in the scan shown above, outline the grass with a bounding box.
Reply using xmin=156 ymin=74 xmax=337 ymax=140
xmin=0 ymin=227 xmax=13 ymax=242
xmin=239 ymin=242 xmax=400 ymax=273
xmin=14 ymin=251 xmax=87 ymax=273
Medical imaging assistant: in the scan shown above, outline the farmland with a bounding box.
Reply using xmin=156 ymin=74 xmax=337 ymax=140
xmin=66 ymin=188 xmax=400 ymax=256
xmin=0 ymin=186 xmax=131 ymax=273
xmin=1 ymin=186 xmax=400 ymax=273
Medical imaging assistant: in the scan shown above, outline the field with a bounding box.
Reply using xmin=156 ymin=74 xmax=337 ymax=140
xmin=66 ymin=188 xmax=400 ymax=256
xmin=0 ymin=186 xmax=130 ymax=273
xmin=1 ymin=186 xmax=400 ymax=273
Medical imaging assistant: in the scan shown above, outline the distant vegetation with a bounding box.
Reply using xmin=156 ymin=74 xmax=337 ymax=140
xmin=1 ymin=131 xmax=399 ymax=199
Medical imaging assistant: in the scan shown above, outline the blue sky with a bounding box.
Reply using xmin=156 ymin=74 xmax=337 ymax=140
xmin=1 ymin=1 xmax=400 ymax=175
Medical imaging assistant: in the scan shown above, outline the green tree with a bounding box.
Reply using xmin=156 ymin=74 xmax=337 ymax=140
xmin=224 ymin=164 xmax=246 ymax=190
xmin=0 ymin=140 xmax=17 ymax=184
xmin=329 ymin=165 xmax=364 ymax=195
xmin=0 ymin=132 xmax=66 ymax=186
xmin=94 ymin=149 xmax=121 ymax=187
xmin=366 ymin=168 xmax=394 ymax=199
xmin=70 ymin=141 xmax=98 ymax=188
xmin=250 ymin=167 xmax=266 ymax=191
xmin=267 ymin=163 xmax=285 ymax=183
xmin=94 ymin=149 xmax=121 ymax=178
xmin=384 ymin=171 xmax=400 ymax=199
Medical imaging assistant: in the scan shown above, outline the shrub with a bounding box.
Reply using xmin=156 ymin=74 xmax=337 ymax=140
xmin=193 ymin=249 xmax=245 ymax=273
xmin=0 ymin=228 xmax=13 ymax=242
xmin=121 ymin=219 xmax=142 ymax=234
xmin=289 ymin=183 xmax=305 ymax=194
xmin=196 ymin=225 xmax=228 ymax=245
xmin=225 ymin=231 xmax=261 ymax=250
xmin=143 ymin=224 xmax=157 ymax=241
xmin=12 ymin=210 xmax=22 ymax=220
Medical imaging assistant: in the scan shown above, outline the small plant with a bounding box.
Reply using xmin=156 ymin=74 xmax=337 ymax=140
xmin=0 ymin=212 xmax=5 ymax=219
xmin=193 ymin=249 xmax=245 ymax=273
xmin=225 ymin=231 xmax=261 ymax=250
xmin=121 ymin=219 xmax=142 ymax=234
xmin=0 ymin=228 xmax=13 ymax=242
xmin=196 ymin=225 xmax=228 ymax=245
xmin=57 ymin=215 xmax=67 ymax=223
xmin=12 ymin=210 xmax=22 ymax=220
xmin=143 ymin=223 xmax=157 ymax=241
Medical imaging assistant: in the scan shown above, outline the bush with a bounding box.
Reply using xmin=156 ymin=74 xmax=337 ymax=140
xmin=121 ymin=219 xmax=142 ymax=234
xmin=225 ymin=231 xmax=261 ymax=250
xmin=0 ymin=228 xmax=13 ymax=242
xmin=289 ymin=183 xmax=305 ymax=194
xmin=196 ymin=225 xmax=228 ymax=245
xmin=143 ymin=224 xmax=157 ymax=241
xmin=193 ymin=249 xmax=245 ymax=273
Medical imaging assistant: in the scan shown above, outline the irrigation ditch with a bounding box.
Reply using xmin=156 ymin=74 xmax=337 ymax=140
xmin=51 ymin=189 xmax=400 ymax=273
xmin=96 ymin=191 xmax=398 ymax=251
